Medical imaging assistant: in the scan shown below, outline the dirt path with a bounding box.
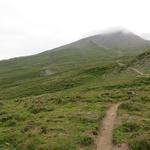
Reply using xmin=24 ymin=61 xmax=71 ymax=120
xmin=128 ymin=67 xmax=144 ymax=76
xmin=96 ymin=103 xmax=121 ymax=150
xmin=117 ymin=61 xmax=145 ymax=76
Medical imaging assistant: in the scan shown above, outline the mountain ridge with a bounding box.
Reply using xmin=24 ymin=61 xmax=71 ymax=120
xmin=1 ymin=29 xmax=150 ymax=62
xmin=0 ymin=29 xmax=150 ymax=78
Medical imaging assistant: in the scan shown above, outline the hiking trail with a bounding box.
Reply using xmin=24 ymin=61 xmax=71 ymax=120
xmin=96 ymin=103 xmax=126 ymax=150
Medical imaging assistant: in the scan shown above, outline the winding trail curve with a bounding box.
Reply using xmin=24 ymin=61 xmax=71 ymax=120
xmin=96 ymin=103 xmax=121 ymax=150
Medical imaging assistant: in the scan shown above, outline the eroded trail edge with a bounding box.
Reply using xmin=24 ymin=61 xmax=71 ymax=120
xmin=96 ymin=103 xmax=121 ymax=150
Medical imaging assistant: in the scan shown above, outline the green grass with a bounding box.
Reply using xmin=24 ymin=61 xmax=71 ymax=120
xmin=0 ymin=94 xmax=107 ymax=150
xmin=112 ymin=78 xmax=150 ymax=150
xmin=0 ymin=63 xmax=149 ymax=149
xmin=0 ymin=45 xmax=149 ymax=149
xmin=0 ymin=57 xmax=119 ymax=149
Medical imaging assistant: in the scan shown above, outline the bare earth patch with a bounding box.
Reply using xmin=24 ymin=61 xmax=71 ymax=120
xmin=96 ymin=103 xmax=129 ymax=150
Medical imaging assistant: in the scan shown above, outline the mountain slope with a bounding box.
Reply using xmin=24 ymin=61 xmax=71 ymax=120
xmin=128 ymin=50 xmax=150 ymax=73
xmin=0 ymin=41 xmax=116 ymax=89
xmin=1 ymin=30 xmax=149 ymax=72
xmin=0 ymin=30 xmax=149 ymax=90
xmin=75 ymin=30 xmax=150 ymax=55
xmin=0 ymin=30 xmax=150 ymax=150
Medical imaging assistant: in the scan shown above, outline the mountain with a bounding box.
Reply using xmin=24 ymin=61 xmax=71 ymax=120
xmin=0 ymin=29 xmax=150 ymax=88
xmin=70 ymin=29 xmax=150 ymax=56
xmin=1 ymin=29 xmax=150 ymax=69
xmin=0 ymin=29 xmax=150 ymax=150
xmin=42 ymin=29 xmax=150 ymax=58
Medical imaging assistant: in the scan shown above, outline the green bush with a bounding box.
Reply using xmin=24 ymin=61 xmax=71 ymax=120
xmin=119 ymin=101 xmax=141 ymax=111
xmin=4 ymin=119 xmax=17 ymax=127
xmin=78 ymin=135 xmax=93 ymax=146
xmin=121 ymin=122 xmax=140 ymax=132
xmin=140 ymin=96 xmax=150 ymax=103
xmin=130 ymin=139 xmax=150 ymax=150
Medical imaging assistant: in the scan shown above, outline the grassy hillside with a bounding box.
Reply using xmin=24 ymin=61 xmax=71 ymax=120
xmin=0 ymin=41 xmax=118 ymax=91
xmin=127 ymin=50 xmax=150 ymax=73
xmin=0 ymin=60 xmax=149 ymax=150
xmin=76 ymin=30 xmax=150 ymax=55
xmin=113 ymin=77 xmax=150 ymax=149
xmin=0 ymin=31 xmax=150 ymax=150
xmin=0 ymin=61 xmax=122 ymax=150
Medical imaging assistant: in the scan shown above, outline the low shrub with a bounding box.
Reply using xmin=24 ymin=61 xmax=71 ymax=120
xmin=78 ymin=135 xmax=94 ymax=146
xmin=119 ymin=101 xmax=141 ymax=111
xmin=130 ymin=138 xmax=150 ymax=150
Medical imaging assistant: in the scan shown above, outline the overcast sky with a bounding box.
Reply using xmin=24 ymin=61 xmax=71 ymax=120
xmin=1 ymin=0 xmax=150 ymax=60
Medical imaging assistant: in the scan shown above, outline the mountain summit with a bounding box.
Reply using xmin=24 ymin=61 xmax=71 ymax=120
xmin=63 ymin=29 xmax=150 ymax=56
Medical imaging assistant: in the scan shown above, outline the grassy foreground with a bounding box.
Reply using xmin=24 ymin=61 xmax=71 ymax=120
xmin=113 ymin=77 xmax=150 ymax=149
xmin=0 ymin=63 xmax=112 ymax=150
xmin=0 ymin=54 xmax=149 ymax=149
xmin=0 ymin=94 xmax=107 ymax=150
